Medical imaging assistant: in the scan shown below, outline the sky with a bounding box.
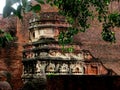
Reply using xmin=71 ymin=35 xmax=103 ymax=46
xmin=0 ymin=0 xmax=5 ymax=14
xmin=0 ymin=0 xmax=31 ymax=14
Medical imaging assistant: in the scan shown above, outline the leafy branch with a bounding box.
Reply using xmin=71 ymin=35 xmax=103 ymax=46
xmin=3 ymin=0 xmax=120 ymax=44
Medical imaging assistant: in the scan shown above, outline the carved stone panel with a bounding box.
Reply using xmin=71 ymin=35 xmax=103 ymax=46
xmin=36 ymin=61 xmax=47 ymax=75
xmin=71 ymin=63 xmax=84 ymax=75
xmin=45 ymin=62 xmax=56 ymax=73
xmin=59 ymin=63 xmax=69 ymax=74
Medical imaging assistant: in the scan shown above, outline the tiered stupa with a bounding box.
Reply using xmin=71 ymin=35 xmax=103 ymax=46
xmin=22 ymin=4 xmax=115 ymax=83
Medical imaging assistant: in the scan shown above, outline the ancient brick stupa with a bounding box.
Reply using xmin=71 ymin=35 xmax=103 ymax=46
xmin=21 ymin=11 xmax=116 ymax=83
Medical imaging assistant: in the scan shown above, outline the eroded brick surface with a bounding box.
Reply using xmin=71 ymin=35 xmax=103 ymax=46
xmin=0 ymin=1 xmax=120 ymax=90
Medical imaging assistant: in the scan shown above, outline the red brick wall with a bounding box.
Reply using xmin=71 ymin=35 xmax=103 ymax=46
xmin=73 ymin=1 xmax=120 ymax=75
xmin=0 ymin=14 xmax=32 ymax=90
xmin=0 ymin=1 xmax=120 ymax=89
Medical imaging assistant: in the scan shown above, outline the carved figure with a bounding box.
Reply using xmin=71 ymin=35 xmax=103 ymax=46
xmin=46 ymin=63 xmax=55 ymax=72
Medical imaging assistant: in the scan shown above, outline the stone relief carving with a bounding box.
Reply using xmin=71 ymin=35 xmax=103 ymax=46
xmin=48 ymin=50 xmax=86 ymax=60
xmin=25 ymin=52 xmax=35 ymax=58
xmin=36 ymin=61 xmax=47 ymax=74
xmin=46 ymin=62 xmax=55 ymax=72
xmin=59 ymin=63 xmax=69 ymax=73
xmin=39 ymin=52 xmax=48 ymax=57
xmin=71 ymin=63 xmax=84 ymax=75
xmin=70 ymin=52 xmax=84 ymax=60
xmin=48 ymin=50 xmax=71 ymax=59
xmin=36 ymin=61 xmax=42 ymax=73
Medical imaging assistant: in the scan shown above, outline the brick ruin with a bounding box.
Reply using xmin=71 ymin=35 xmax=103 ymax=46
xmin=0 ymin=1 xmax=120 ymax=90
xmin=21 ymin=11 xmax=116 ymax=83
xmin=21 ymin=1 xmax=120 ymax=89
xmin=21 ymin=8 xmax=120 ymax=89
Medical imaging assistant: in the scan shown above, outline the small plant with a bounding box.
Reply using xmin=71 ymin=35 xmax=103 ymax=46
xmin=0 ymin=29 xmax=13 ymax=47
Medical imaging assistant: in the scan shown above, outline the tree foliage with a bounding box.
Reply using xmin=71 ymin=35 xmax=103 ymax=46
xmin=2 ymin=0 xmax=120 ymax=45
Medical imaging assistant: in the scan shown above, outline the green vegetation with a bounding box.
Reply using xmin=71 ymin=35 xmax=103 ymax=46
xmin=0 ymin=29 xmax=13 ymax=47
xmin=2 ymin=0 xmax=120 ymax=45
